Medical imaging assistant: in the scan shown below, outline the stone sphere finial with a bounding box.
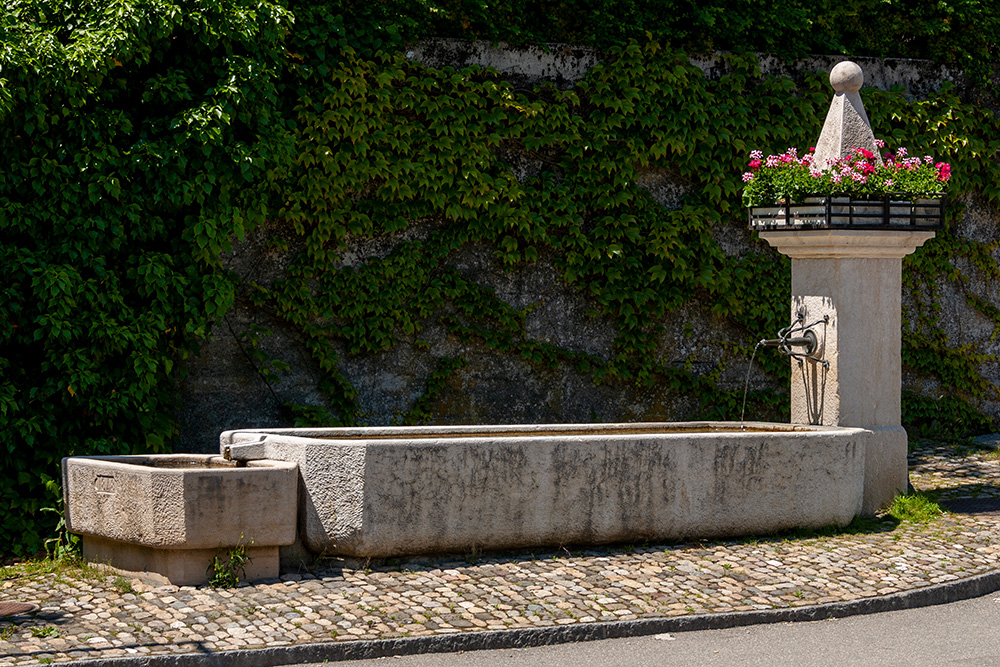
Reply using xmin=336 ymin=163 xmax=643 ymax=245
xmin=830 ymin=61 xmax=863 ymax=93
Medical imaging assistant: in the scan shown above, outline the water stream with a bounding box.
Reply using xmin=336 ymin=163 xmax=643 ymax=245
xmin=739 ymin=340 xmax=764 ymax=428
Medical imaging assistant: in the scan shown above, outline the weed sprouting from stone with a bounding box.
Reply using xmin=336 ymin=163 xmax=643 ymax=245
xmin=30 ymin=626 xmax=59 ymax=638
xmin=207 ymin=535 xmax=253 ymax=588
xmin=112 ymin=576 xmax=134 ymax=594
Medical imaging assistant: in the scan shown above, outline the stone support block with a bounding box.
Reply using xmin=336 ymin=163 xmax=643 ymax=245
xmin=81 ymin=536 xmax=280 ymax=587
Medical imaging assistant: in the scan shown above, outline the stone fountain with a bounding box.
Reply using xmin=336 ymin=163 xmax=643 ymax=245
xmin=62 ymin=61 xmax=935 ymax=584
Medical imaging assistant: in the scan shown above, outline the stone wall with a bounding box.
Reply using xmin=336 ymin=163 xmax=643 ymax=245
xmin=174 ymin=43 xmax=1000 ymax=452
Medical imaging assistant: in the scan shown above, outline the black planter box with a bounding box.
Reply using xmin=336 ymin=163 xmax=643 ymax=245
xmin=748 ymin=194 xmax=945 ymax=231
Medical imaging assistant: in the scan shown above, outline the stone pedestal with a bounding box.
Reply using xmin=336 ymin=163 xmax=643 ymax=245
xmin=759 ymin=229 xmax=935 ymax=512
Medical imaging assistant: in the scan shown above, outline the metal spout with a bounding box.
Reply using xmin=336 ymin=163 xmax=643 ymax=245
xmin=759 ymin=331 xmax=817 ymax=355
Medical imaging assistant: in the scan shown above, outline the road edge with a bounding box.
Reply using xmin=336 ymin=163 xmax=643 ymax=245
xmin=56 ymin=568 xmax=1000 ymax=667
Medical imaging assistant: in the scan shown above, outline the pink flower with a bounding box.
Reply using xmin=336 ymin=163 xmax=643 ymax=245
xmin=740 ymin=144 xmax=950 ymax=205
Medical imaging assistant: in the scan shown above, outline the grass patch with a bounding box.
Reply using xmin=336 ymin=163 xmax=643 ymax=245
xmin=1 ymin=556 xmax=91 ymax=581
xmin=112 ymin=575 xmax=135 ymax=594
xmin=888 ymin=494 xmax=943 ymax=523
xmin=30 ymin=627 xmax=59 ymax=638
xmin=1 ymin=548 xmax=110 ymax=587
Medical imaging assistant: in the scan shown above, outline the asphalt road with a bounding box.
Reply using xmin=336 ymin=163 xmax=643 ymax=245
xmin=296 ymin=593 xmax=1000 ymax=666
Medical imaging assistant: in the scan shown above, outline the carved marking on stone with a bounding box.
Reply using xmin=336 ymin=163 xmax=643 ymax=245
xmin=94 ymin=474 xmax=115 ymax=495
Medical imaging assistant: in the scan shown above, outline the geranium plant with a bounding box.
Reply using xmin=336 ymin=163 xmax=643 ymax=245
xmin=742 ymin=141 xmax=951 ymax=208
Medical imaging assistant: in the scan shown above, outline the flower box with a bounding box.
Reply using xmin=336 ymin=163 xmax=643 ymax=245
xmin=748 ymin=194 xmax=945 ymax=231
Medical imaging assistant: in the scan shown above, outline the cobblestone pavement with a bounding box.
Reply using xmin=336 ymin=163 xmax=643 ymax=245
xmin=2 ymin=440 xmax=999 ymax=665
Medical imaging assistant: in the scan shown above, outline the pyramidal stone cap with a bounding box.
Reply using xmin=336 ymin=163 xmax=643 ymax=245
xmin=812 ymin=61 xmax=882 ymax=172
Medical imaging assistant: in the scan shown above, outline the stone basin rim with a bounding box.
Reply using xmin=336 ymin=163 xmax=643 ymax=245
xmin=67 ymin=453 xmax=297 ymax=471
xmin=222 ymin=420 xmax=866 ymax=444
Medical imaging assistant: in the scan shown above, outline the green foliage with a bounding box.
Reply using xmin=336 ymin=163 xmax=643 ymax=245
xmin=262 ymin=44 xmax=811 ymax=425
xmin=354 ymin=0 xmax=1000 ymax=78
xmin=112 ymin=575 xmax=136 ymax=594
xmin=887 ymin=493 xmax=943 ymax=523
xmin=0 ymin=0 xmax=293 ymax=555
xmin=207 ymin=536 xmax=253 ymax=588
xmin=30 ymin=626 xmax=59 ymax=639
xmin=901 ymin=392 xmax=998 ymax=440
xmin=2 ymin=0 xmax=1000 ymax=557
xmin=40 ymin=481 xmax=80 ymax=562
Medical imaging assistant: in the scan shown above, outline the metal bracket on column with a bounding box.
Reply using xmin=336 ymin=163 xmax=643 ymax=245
xmin=760 ymin=310 xmax=830 ymax=368
xmin=789 ymin=297 xmax=838 ymax=427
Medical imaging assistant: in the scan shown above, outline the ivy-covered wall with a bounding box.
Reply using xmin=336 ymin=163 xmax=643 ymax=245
xmin=3 ymin=0 xmax=1000 ymax=556
xmin=176 ymin=43 xmax=1000 ymax=452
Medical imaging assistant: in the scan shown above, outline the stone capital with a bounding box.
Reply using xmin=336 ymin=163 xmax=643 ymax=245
xmin=759 ymin=229 xmax=935 ymax=259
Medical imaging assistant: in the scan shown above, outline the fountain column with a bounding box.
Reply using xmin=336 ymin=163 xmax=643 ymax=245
xmin=756 ymin=62 xmax=937 ymax=512
xmin=759 ymin=230 xmax=933 ymax=513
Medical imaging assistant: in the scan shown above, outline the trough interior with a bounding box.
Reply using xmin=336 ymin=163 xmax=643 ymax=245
xmin=235 ymin=422 xmax=840 ymax=442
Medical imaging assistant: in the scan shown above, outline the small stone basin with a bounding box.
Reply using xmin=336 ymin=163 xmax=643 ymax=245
xmin=62 ymin=454 xmax=298 ymax=585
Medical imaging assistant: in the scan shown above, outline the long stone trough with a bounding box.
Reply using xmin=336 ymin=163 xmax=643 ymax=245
xmin=220 ymin=422 xmax=871 ymax=558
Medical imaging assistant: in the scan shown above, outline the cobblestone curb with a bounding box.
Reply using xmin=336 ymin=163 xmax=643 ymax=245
xmin=53 ymin=566 xmax=1000 ymax=667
